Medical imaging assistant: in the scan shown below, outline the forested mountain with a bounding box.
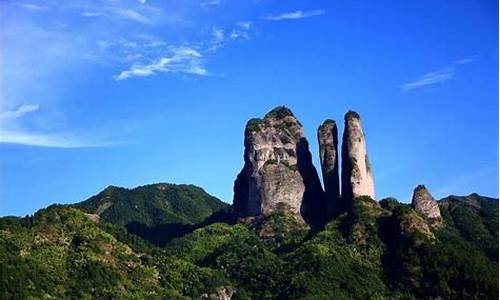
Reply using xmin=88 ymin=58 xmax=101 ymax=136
xmin=1 ymin=107 xmax=497 ymax=299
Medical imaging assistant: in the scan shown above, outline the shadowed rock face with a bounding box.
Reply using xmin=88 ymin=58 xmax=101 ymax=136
xmin=341 ymin=111 xmax=375 ymax=204
xmin=318 ymin=120 xmax=343 ymax=217
xmin=233 ymin=106 xmax=326 ymax=226
xmin=411 ymin=185 xmax=443 ymax=228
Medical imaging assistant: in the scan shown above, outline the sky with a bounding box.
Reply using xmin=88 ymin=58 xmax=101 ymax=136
xmin=0 ymin=0 xmax=498 ymax=216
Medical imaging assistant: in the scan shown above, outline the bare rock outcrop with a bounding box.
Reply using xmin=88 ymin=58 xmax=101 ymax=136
xmin=317 ymin=120 xmax=343 ymax=217
xmin=411 ymin=185 xmax=443 ymax=229
xmin=341 ymin=111 xmax=376 ymax=204
xmin=233 ymin=106 xmax=326 ymax=226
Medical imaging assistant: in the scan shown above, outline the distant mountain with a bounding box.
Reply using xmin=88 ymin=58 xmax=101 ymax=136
xmin=72 ymin=183 xmax=230 ymax=246
xmin=438 ymin=193 xmax=498 ymax=261
xmin=0 ymin=205 xmax=231 ymax=299
xmin=75 ymin=183 xmax=228 ymax=227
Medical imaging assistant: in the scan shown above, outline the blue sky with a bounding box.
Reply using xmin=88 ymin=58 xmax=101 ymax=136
xmin=0 ymin=0 xmax=498 ymax=216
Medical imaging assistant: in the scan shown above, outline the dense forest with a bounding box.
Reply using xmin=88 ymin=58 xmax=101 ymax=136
xmin=0 ymin=184 xmax=497 ymax=299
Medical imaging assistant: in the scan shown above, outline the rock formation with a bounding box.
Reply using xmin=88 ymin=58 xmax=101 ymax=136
xmin=317 ymin=120 xmax=343 ymax=217
xmin=411 ymin=185 xmax=443 ymax=228
xmin=233 ymin=106 xmax=326 ymax=226
xmin=341 ymin=111 xmax=376 ymax=204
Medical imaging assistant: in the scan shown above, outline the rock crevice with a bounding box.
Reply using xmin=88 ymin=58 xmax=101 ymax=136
xmin=318 ymin=120 xmax=342 ymax=217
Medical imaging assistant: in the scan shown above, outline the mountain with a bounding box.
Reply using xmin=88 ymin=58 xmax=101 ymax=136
xmin=438 ymin=193 xmax=498 ymax=261
xmin=76 ymin=183 xmax=228 ymax=226
xmin=1 ymin=106 xmax=498 ymax=299
xmin=0 ymin=205 xmax=233 ymax=299
xmin=73 ymin=183 xmax=230 ymax=246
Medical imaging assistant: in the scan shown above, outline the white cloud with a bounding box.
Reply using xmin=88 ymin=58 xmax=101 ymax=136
xmin=0 ymin=104 xmax=40 ymax=120
xmin=402 ymin=67 xmax=455 ymax=91
xmin=82 ymin=11 xmax=106 ymax=17
xmin=201 ymin=0 xmax=221 ymax=7
xmin=236 ymin=21 xmax=252 ymax=29
xmin=212 ymin=27 xmax=224 ymax=43
xmin=209 ymin=27 xmax=225 ymax=51
xmin=81 ymin=7 xmax=152 ymax=24
xmin=16 ymin=3 xmax=50 ymax=12
xmin=0 ymin=130 xmax=112 ymax=148
xmin=265 ymin=10 xmax=325 ymax=21
xmin=107 ymin=7 xmax=151 ymax=24
xmin=455 ymin=58 xmax=473 ymax=65
xmin=116 ymin=47 xmax=208 ymax=80
xmin=401 ymin=57 xmax=475 ymax=91
xmin=230 ymin=29 xmax=249 ymax=40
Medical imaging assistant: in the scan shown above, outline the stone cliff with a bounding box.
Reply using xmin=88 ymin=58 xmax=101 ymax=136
xmin=411 ymin=185 xmax=443 ymax=229
xmin=341 ymin=111 xmax=376 ymax=205
xmin=233 ymin=106 xmax=326 ymax=225
xmin=317 ymin=120 xmax=343 ymax=217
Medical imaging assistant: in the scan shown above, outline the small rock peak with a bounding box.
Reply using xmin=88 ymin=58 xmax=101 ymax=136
xmin=414 ymin=184 xmax=428 ymax=192
xmin=322 ymin=119 xmax=336 ymax=125
xmin=345 ymin=110 xmax=360 ymax=120
xmin=341 ymin=110 xmax=375 ymax=204
xmin=264 ymin=105 xmax=296 ymax=120
xmin=318 ymin=119 xmax=342 ymax=217
xmin=411 ymin=184 xmax=443 ymax=229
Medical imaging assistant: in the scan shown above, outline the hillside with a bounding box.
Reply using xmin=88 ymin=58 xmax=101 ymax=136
xmin=73 ymin=183 xmax=229 ymax=245
xmin=1 ymin=107 xmax=498 ymax=299
xmin=1 ymin=194 xmax=497 ymax=299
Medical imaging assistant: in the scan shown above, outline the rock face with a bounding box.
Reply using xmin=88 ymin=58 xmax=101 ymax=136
xmin=233 ymin=106 xmax=326 ymax=225
xmin=317 ymin=120 xmax=343 ymax=217
xmin=341 ymin=111 xmax=376 ymax=204
xmin=411 ymin=185 xmax=443 ymax=228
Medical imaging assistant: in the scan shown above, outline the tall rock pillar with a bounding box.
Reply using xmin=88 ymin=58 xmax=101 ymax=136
xmin=318 ymin=120 xmax=343 ymax=217
xmin=233 ymin=106 xmax=326 ymax=226
xmin=341 ymin=111 xmax=375 ymax=204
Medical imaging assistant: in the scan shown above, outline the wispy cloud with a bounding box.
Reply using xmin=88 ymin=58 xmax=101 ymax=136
xmin=16 ymin=3 xmax=50 ymax=12
xmin=82 ymin=7 xmax=151 ymax=24
xmin=0 ymin=130 xmax=113 ymax=148
xmin=401 ymin=67 xmax=455 ymax=91
xmin=209 ymin=27 xmax=225 ymax=51
xmin=0 ymin=104 xmax=40 ymax=120
xmin=237 ymin=21 xmax=252 ymax=29
xmin=401 ymin=57 xmax=475 ymax=91
xmin=230 ymin=29 xmax=250 ymax=40
xmin=201 ymin=0 xmax=221 ymax=8
xmin=455 ymin=58 xmax=474 ymax=65
xmin=0 ymin=104 xmax=113 ymax=148
xmin=107 ymin=7 xmax=151 ymax=24
xmin=116 ymin=47 xmax=208 ymax=80
xmin=265 ymin=10 xmax=325 ymax=21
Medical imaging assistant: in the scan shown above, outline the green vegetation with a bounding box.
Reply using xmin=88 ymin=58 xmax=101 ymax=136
xmin=345 ymin=110 xmax=360 ymax=120
xmin=76 ymin=183 xmax=227 ymax=226
xmin=73 ymin=183 xmax=228 ymax=245
xmin=1 ymin=193 xmax=498 ymax=299
xmin=264 ymin=106 xmax=295 ymax=120
xmin=322 ymin=119 xmax=336 ymax=125
xmin=246 ymin=118 xmax=263 ymax=132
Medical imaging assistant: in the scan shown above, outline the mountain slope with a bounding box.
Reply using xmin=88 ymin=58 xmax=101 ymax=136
xmin=1 ymin=192 xmax=497 ymax=299
xmin=0 ymin=205 xmax=233 ymax=299
xmin=438 ymin=193 xmax=498 ymax=261
xmin=73 ymin=183 xmax=230 ymax=246
xmin=75 ymin=183 xmax=228 ymax=226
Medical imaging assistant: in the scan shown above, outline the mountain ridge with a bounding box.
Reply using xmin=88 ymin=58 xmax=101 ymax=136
xmin=1 ymin=106 xmax=498 ymax=299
